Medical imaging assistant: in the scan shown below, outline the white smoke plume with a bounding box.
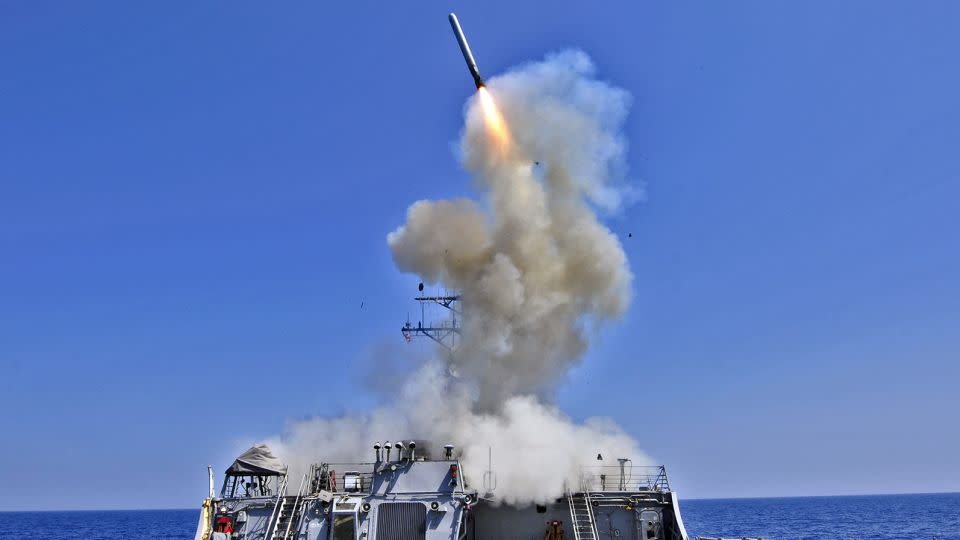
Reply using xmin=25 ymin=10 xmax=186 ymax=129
xmin=269 ymin=50 xmax=647 ymax=505
xmin=270 ymin=363 xmax=645 ymax=506
xmin=389 ymin=50 xmax=635 ymax=408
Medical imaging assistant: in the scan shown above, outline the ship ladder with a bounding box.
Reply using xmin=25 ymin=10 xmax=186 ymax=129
xmin=265 ymin=475 xmax=288 ymax=539
xmin=567 ymin=492 xmax=598 ymax=540
xmin=271 ymin=474 xmax=307 ymax=540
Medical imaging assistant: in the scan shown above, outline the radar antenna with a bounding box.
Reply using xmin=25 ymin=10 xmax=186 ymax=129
xmin=401 ymin=283 xmax=462 ymax=353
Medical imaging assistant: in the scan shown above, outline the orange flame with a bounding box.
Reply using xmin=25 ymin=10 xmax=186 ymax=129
xmin=478 ymin=87 xmax=511 ymax=149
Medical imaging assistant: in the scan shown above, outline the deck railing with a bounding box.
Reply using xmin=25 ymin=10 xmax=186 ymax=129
xmin=310 ymin=462 xmax=377 ymax=494
xmin=578 ymin=464 xmax=670 ymax=493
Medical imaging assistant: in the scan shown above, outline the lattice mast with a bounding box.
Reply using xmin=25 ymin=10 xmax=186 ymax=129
xmin=401 ymin=283 xmax=462 ymax=353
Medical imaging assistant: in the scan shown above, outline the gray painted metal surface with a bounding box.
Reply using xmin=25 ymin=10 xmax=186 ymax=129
xmin=196 ymin=445 xmax=689 ymax=540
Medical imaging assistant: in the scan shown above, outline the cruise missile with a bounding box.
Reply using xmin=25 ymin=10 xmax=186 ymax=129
xmin=448 ymin=13 xmax=484 ymax=89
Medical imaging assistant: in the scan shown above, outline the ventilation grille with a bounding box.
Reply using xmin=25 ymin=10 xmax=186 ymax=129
xmin=375 ymin=502 xmax=427 ymax=540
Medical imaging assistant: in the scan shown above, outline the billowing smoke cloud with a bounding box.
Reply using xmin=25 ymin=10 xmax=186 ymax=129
xmin=389 ymin=50 xmax=635 ymax=408
xmin=270 ymin=363 xmax=645 ymax=506
xmin=270 ymin=50 xmax=647 ymax=505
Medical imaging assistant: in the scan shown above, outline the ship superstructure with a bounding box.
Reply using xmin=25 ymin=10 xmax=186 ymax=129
xmin=193 ymin=442 xmax=691 ymax=540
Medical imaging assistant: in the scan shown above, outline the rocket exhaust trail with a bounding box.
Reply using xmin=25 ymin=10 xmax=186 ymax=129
xmin=478 ymin=87 xmax=510 ymax=147
xmin=448 ymin=13 xmax=485 ymax=89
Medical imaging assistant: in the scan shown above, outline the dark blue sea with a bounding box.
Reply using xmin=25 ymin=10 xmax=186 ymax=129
xmin=0 ymin=493 xmax=956 ymax=539
xmin=680 ymin=493 xmax=959 ymax=539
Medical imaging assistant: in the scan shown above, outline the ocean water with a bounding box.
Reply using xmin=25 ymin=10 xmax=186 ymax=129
xmin=680 ymin=493 xmax=959 ymax=539
xmin=0 ymin=509 xmax=198 ymax=539
xmin=0 ymin=493 xmax=956 ymax=539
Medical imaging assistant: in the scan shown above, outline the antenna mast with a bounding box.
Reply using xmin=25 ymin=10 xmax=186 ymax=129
xmin=401 ymin=284 xmax=462 ymax=353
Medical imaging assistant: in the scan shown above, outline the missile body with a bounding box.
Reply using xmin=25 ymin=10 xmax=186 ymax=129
xmin=448 ymin=13 xmax=484 ymax=89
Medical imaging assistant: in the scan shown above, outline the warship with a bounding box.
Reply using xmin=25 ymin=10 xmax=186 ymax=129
xmin=192 ymin=13 xmax=759 ymax=540
xmin=192 ymin=442 xmax=693 ymax=540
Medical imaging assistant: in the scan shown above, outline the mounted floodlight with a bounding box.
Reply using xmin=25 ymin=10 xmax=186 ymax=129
xmin=384 ymin=441 xmax=392 ymax=461
xmin=343 ymin=471 xmax=361 ymax=492
xmin=444 ymin=444 xmax=455 ymax=459
xmin=395 ymin=441 xmax=404 ymax=460
xmin=374 ymin=442 xmax=382 ymax=461
xmin=408 ymin=441 xmax=417 ymax=461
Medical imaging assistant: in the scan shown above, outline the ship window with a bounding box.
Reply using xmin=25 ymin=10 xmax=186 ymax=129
xmin=332 ymin=513 xmax=356 ymax=540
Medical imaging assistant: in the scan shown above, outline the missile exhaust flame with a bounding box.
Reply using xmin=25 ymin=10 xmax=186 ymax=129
xmin=478 ymin=87 xmax=511 ymax=149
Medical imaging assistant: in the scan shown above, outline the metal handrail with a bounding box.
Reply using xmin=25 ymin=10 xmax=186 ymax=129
xmin=566 ymin=490 xmax=599 ymax=540
xmin=264 ymin=475 xmax=288 ymax=539
xmin=324 ymin=469 xmax=375 ymax=493
xmin=282 ymin=474 xmax=307 ymax=539
xmin=566 ymin=494 xmax=581 ymax=540
xmin=583 ymin=490 xmax=598 ymax=536
xmin=578 ymin=465 xmax=671 ymax=493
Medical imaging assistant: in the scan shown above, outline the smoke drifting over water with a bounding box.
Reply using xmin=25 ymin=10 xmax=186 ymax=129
xmin=271 ymin=51 xmax=647 ymax=505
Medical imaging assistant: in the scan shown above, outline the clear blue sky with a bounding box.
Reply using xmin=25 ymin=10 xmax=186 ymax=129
xmin=1 ymin=2 xmax=957 ymax=511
